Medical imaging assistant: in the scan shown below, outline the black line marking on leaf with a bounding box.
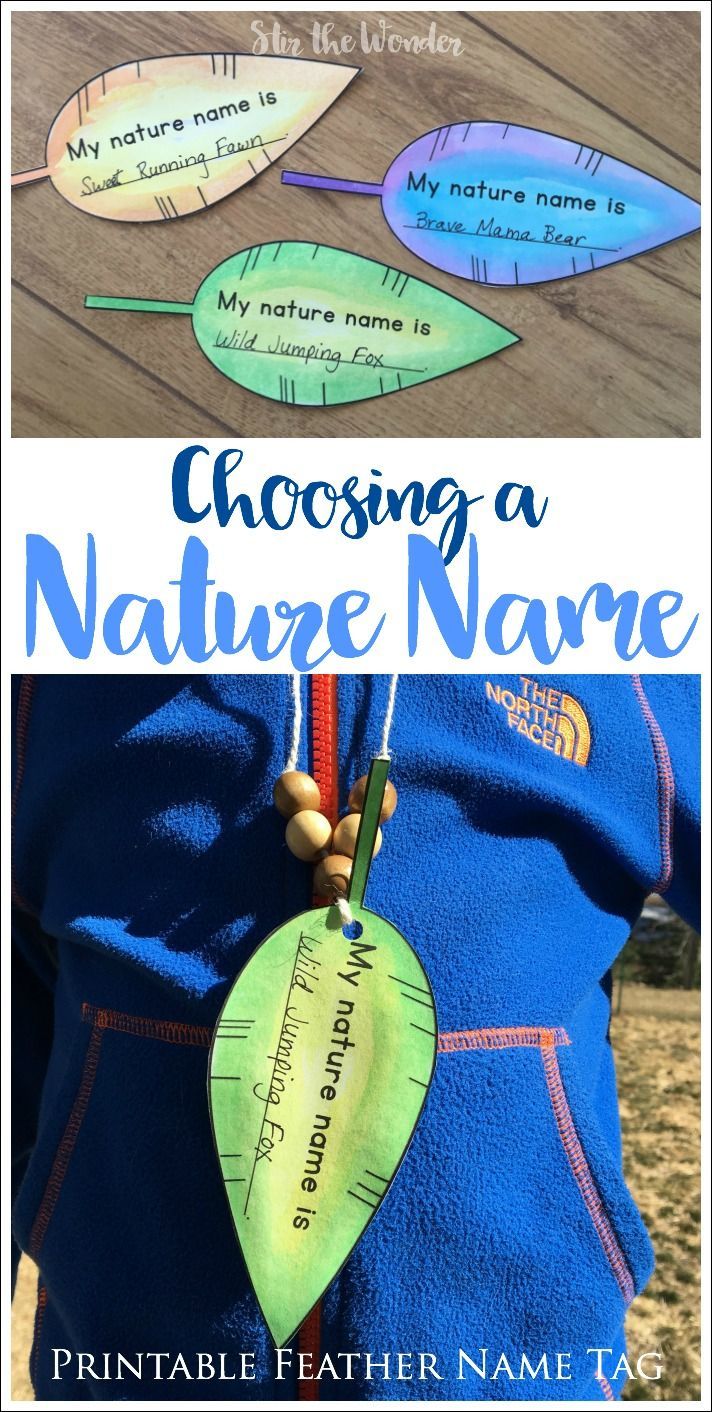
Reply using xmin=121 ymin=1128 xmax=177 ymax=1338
xmin=388 ymin=975 xmax=431 ymax=995
xmin=348 ymin=1188 xmax=378 ymax=1209
xmin=400 ymin=993 xmax=434 ymax=1010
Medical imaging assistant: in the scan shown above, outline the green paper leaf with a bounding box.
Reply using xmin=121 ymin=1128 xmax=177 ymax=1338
xmin=209 ymin=901 xmax=437 ymax=1346
xmin=86 ymin=241 xmax=520 ymax=406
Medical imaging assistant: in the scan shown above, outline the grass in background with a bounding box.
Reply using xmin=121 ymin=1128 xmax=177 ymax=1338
xmin=613 ymin=984 xmax=701 ymax=1401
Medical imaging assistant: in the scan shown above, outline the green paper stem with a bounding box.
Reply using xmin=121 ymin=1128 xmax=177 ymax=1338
xmin=84 ymin=295 xmax=194 ymax=315
xmin=348 ymin=758 xmax=389 ymax=910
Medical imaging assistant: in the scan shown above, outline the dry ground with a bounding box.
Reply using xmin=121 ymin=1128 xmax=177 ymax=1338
xmin=11 ymin=984 xmax=700 ymax=1402
xmin=612 ymin=984 xmax=701 ymax=1401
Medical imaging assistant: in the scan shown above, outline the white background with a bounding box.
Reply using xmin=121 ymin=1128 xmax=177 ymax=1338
xmin=4 ymin=437 xmax=708 ymax=673
xmin=1 ymin=2 xmax=710 ymax=1409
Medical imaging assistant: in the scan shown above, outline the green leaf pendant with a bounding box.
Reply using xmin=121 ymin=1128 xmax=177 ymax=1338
xmin=209 ymin=759 xmax=437 ymax=1347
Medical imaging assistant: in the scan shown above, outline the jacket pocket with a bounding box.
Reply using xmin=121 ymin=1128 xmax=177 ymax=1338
xmin=13 ymin=1000 xmax=275 ymax=1378
xmin=13 ymin=1003 xmax=215 ymax=1263
xmin=12 ymin=1016 xmax=104 ymax=1259
xmin=327 ymin=1020 xmax=652 ymax=1399
xmin=435 ymin=1023 xmax=652 ymax=1308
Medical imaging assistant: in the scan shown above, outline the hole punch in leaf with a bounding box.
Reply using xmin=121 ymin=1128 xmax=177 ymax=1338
xmin=11 ymin=52 xmax=360 ymax=221
xmin=85 ymin=241 xmax=520 ymax=406
xmin=282 ymin=121 xmax=700 ymax=285
xmin=208 ymin=759 xmax=438 ymax=1349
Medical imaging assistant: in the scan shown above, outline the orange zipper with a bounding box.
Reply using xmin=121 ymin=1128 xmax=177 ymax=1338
xmin=310 ymin=674 xmax=340 ymax=827
xmin=296 ymin=673 xmax=338 ymax=1398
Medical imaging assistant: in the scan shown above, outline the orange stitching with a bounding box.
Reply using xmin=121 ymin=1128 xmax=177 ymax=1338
xmin=439 ymin=1025 xmax=570 ymax=1053
xmin=30 ymin=1281 xmax=47 ymax=1393
xmin=28 ymin=1026 xmax=104 ymax=1259
xmin=541 ymin=1040 xmax=634 ymax=1306
xmin=80 ymin=1007 xmax=570 ymax=1055
xmin=595 ymin=1370 xmax=616 ymax=1401
xmin=631 ymin=675 xmax=675 ymax=893
xmin=81 ymin=1002 xmax=212 ymax=1047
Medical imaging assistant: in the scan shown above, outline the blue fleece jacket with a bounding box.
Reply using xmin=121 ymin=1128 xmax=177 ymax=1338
xmin=11 ymin=674 xmax=700 ymax=1402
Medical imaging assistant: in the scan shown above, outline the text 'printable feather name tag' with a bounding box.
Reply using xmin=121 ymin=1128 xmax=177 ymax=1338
xmin=283 ymin=121 xmax=701 ymax=285
xmin=11 ymin=52 xmax=359 ymax=221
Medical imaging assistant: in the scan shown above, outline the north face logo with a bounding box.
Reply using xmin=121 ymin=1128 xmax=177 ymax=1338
xmin=486 ymin=677 xmax=591 ymax=766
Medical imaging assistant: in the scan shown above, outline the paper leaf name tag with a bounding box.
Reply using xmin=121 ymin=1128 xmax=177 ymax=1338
xmin=11 ymin=53 xmax=359 ymax=221
xmin=85 ymin=242 xmax=519 ymax=406
xmin=209 ymin=757 xmax=437 ymax=1347
xmin=283 ymin=121 xmax=701 ymax=286
xmin=209 ymin=902 xmax=437 ymax=1347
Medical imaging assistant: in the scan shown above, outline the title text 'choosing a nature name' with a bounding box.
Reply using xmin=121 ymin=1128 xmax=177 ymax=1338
xmin=25 ymin=448 xmax=697 ymax=666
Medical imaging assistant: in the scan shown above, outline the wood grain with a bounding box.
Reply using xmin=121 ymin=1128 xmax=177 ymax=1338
xmin=11 ymin=8 xmax=700 ymax=438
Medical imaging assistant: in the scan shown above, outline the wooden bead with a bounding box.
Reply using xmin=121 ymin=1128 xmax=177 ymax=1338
xmin=333 ymin=813 xmax=382 ymax=860
xmin=285 ymin=810 xmax=332 ymax=862
xmin=348 ymin=775 xmax=398 ymax=822
xmin=314 ymin=854 xmax=352 ymax=897
xmin=273 ymin=770 xmax=321 ymax=819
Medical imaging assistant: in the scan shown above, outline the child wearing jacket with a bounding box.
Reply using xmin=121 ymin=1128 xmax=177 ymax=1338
xmin=12 ymin=673 xmax=700 ymax=1401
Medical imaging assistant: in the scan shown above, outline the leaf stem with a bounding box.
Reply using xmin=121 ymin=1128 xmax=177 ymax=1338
xmin=348 ymin=758 xmax=390 ymax=909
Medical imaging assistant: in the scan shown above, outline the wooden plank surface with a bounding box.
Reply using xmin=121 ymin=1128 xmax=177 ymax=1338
xmin=11 ymin=8 xmax=700 ymax=437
